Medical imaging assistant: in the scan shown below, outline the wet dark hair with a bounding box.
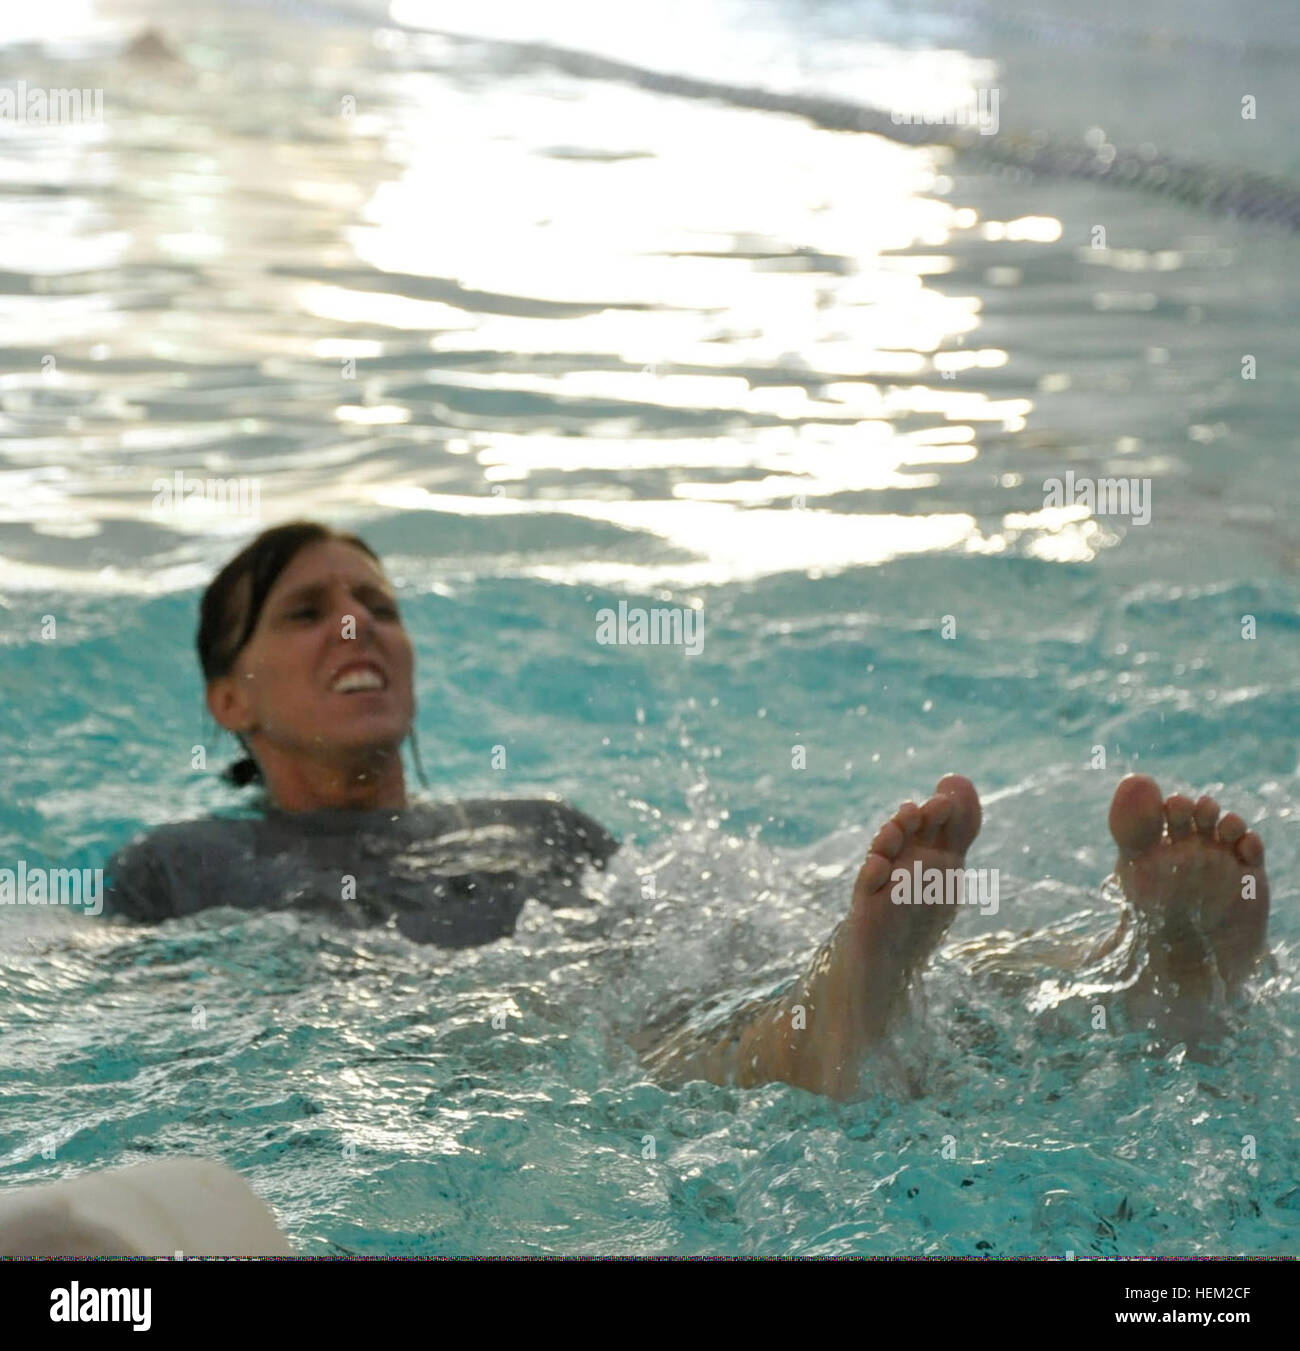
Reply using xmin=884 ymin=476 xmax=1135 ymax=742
xmin=197 ymin=520 xmax=386 ymax=787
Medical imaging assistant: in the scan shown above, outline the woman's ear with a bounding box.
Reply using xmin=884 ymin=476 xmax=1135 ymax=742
xmin=206 ymin=675 xmax=255 ymax=734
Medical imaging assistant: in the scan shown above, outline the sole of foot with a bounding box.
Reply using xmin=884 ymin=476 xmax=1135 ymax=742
xmin=1109 ymin=773 xmax=1270 ymax=1003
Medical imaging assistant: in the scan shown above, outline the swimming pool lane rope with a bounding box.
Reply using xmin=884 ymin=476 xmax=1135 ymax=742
xmin=244 ymin=0 xmax=1300 ymax=232
xmin=420 ymin=29 xmax=1300 ymax=233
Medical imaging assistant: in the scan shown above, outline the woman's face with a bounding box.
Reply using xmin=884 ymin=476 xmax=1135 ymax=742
xmin=207 ymin=539 xmax=416 ymax=766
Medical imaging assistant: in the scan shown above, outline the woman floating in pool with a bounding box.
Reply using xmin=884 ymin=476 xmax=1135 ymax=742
xmin=105 ymin=521 xmax=1274 ymax=1101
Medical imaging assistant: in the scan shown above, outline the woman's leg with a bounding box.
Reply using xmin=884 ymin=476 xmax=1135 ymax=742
xmin=638 ymin=775 xmax=982 ymax=1101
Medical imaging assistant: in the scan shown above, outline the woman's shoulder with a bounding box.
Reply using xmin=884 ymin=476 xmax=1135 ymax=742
xmin=110 ymin=814 xmax=258 ymax=861
xmin=105 ymin=815 xmax=259 ymax=919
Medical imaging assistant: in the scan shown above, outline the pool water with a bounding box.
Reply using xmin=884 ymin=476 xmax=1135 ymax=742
xmin=0 ymin=0 xmax=1296 ymax=1255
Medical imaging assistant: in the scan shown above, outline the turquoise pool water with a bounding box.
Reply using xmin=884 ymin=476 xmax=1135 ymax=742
xmin=0 ymin=0 xmax=1297 ymax=1255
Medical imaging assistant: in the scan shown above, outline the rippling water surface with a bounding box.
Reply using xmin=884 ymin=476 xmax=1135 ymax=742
xmin=0 ymin=0 xmax=1297 ymax=1255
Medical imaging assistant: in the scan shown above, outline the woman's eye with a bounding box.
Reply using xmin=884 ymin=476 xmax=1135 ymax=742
xmin=289 ymin=607 xmax=319 ymax=620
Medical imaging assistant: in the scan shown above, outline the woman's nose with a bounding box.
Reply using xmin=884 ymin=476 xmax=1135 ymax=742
xmin=333 ymin=596 xmax=377 ymax=642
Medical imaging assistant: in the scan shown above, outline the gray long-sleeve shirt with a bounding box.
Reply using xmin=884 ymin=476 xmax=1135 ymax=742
xmin=103 ymin=797 xmax=619 ymax=948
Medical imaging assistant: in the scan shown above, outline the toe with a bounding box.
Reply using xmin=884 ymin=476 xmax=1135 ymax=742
xmin=870 ymin=820 xmax=906 ymax=859
xmin=1109 ymin=774 xmax=1163 ymax=858
xmin=1217 ymin=812 xmax=1247 ymax=846
xmin=892 ymin=801 xmax=923 ymax=837
xmin=1237 ymin=831 xmax=1265 ymax=867
xmin=934 ymin=774 xmax=981 ymax=853
xmin=858 ymin=851 xmax=894 ymax=897
xmin=1193 ymin=795 xmax=1220 ymax=836
xmin=1165 ymin=794 xmax=1194 ymax=840
xmin=917 ymin=793 xmax=953 ymax=844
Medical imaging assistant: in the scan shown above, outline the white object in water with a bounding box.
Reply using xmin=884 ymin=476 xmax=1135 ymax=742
xmin=0 ymin=1158 xmax=295 ymax=1257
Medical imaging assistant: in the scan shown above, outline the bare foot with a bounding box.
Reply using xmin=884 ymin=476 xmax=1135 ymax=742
xmin=841 ymin=773 xmax=984 ymax=1037
xmin=1107 ymin=774 xmax=1271 ymax=1011
xmin=640 ymin=775 xmax=982 ymax=1099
